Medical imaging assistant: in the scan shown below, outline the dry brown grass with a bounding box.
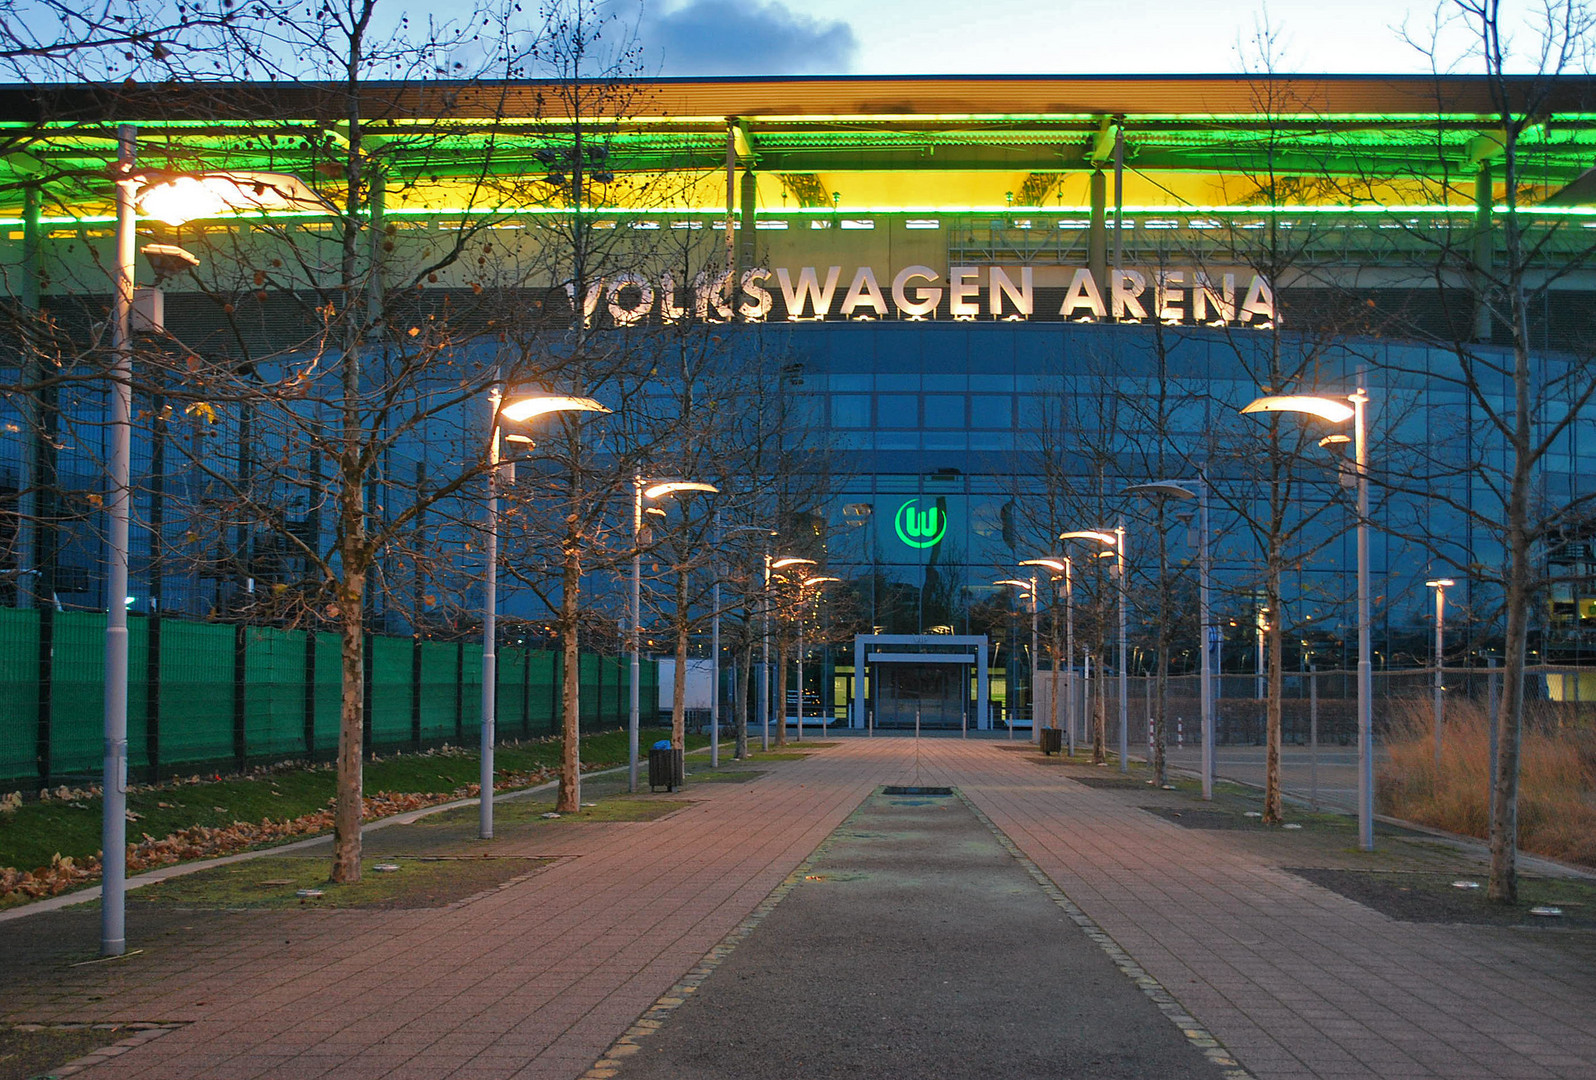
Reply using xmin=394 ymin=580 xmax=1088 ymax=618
xmin=1378 ymin=697 xmax=1596 ymax=867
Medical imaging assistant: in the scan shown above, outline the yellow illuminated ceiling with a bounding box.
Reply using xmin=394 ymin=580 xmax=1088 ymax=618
xmin=3 ymin=74 xmax=1595 ymax=222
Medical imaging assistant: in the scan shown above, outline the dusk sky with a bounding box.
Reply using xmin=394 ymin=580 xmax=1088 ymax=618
xmin=631 ymin=0 xmax=1564 ymax=78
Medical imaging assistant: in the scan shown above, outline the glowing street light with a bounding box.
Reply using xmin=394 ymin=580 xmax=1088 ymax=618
xmin=762 ymin=556 xmax=814 ymax=748
xmin=629 ymin=477 xmax=720 ymax=792
xmin=1241 ymin=387 xmax=1374 ymax=850
xmin=796 ymin=576 xmax=842 ymax=739
xmin=1125 ymin=477 xmax=1215 ymax=799
xmin=480 ymin=385 xmax=608 ymax=840
xmin=1427 ymin=577 xmax=1456 ymax=772
xmin=994 ymin=579 xmax=1039 ymax=741
xmin=1020 ymin=558 xmax=1071 ymax=748
xmin=101 ymin=128 xmax=326 ymax=958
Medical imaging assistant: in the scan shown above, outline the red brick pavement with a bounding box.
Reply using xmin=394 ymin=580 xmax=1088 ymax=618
xmin=6 ymin=738 xmax=1595 ymax=1080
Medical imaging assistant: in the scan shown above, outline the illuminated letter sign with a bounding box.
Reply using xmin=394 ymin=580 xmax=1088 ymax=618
xmin=894 ymin=498 xmax=947 ymax=549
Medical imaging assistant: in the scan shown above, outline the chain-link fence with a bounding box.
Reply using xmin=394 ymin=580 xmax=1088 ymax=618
xmin=1081 ymin=666 xmax=1596 ymax=750
xmin=0 ymin=607 xmax=656 ymax=788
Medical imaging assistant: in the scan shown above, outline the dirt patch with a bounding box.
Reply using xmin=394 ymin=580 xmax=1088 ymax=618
xmin=685 ymin=770 xmax=768 ymax=784
xmin=0 ymin=1024 xmax=148 ymax=1080
xmin=1143 ymin=807 xmax=1263 ymax=830
xmin=1288 ymin=867 xmax=1596 ymax=930
xmin=1069 ymin=775 xmax=1151 ymax=790
xmin=130 ymin=854 xmax=551 ymax=910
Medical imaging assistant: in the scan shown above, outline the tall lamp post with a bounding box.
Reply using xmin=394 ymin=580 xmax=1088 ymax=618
xmin=1050 ymin=529 xmax=1120 ymax=762
xmin=480 ymin=387 xmax=609 ymax=839
xmin=101 ymin=129 xmax=326 ymax=957
xmin=720 ymin=526 xmax=777 ymax=759
xmin=796 ymin=575 xmax=841 ymax=739
xmin=994 ymin=578 xmax=1039 ymax=741
xmin=629 ymin=478 xmax=719 ymax=792
xmin=763 ymin=556 xmax=814 ymax=747
xmin=1019 ymin=558 xmax=1069 ymax=746
xmin=1241 ymin=390 xmax=1374 ymax=850
xmin=1427 ymin=577 xmax=1455 ymax=772
xmin=1124 ymin=479 xmax=1215 ymax=799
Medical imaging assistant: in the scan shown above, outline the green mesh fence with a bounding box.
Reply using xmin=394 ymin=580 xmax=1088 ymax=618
xmin=0 ymin=607 xmax=40 ymax=782
xmin=0 ymin=608 xmax=653 ymax=787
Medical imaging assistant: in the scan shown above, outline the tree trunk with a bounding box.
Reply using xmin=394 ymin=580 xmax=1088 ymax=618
xmin=1263 ymin=576 xmax=1285 ymax=825
xmin=557 ymin=541 xmax=581 ymax=813
xmin=734 ymin=640 xmax=751 ymax=759
xmin=774 ymin=640 xmax=789 ymax=748
xmin=331 ymin=566 xmax=365 ymax=883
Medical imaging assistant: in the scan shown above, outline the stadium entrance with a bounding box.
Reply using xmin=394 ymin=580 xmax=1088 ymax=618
xmin=850 ymin=635 xmax=991 ymax=733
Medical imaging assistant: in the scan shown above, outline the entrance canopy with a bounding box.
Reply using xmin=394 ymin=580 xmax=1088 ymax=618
xmin=851 ymin=634 xmax=989 ymax=732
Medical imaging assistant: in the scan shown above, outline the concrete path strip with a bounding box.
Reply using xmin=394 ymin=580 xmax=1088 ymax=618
xmin=597 ymin=785 xmax=1238 ymax=1080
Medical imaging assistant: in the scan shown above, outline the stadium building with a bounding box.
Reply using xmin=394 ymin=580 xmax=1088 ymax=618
xmin=4 ymin=73 xmax=1596 ymax=760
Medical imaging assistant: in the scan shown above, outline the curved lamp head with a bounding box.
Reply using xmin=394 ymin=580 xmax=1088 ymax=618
xmin=771 ymin=556 xmax=816 ymax=570
xmin=643 ymin=481 xmax=719 ymax=500
xmin=993 ymin=579 xmax=1034 ymax=591
xmin=802 ymin=575 xmax=842 ymax=588
xmin=137 ymin=171 xmax=334 ymax=226
xmin=1057 ymin=530 xmax=1117 ymax=546
xmin=1241 ymin=395 xmax=1354 ymax=424
xmin=1425 ymin=578 xmax=1456 ymax=588
xmin=501 ymin=393 xmax=610 ymax=422
xmin=1020 ymin=558 xmax=1068 ymax=573
xmin=1124 ymin=481 xmax=1196 ymax=501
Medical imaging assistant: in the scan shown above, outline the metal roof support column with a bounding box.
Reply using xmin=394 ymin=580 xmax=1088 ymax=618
xmin=1474 ymin=161 xmax=1493 ymax=342
xmin=739 ymin=169 xmax=758 ymax=277
xmin=1112 ymin=121 xmax=1124 ymax=276
xmin=725 ymin=118 xmax=737 ymax=288
xmin=1089 ymin=169 xmax=1107 ymax=295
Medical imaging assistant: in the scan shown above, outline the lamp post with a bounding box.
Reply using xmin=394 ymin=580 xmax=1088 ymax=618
xmin=1125 ymin=479 xmax=1214 ymax=798
xmin=101 ymin=130 xmax=325 ymax=957
xmin=628 ymin=478 xmax=719 ymax=792
xmin=796 ymin=575 xmax=841 ymax=740
xmin=719 ymin=526 xmax=777 ymax=759
xmin=766 ymin=557 xmax=816 ymax=742
xmin=1241 ymin=389 xmax=1374 ymax=850
xmin=1427 ymin=577 xmax=1455 ymax=772
xmin=480 ymin=387 xmax=608 ymax=839
xmin=1019 ymin=558 xmax=1069 ymax=746
xmin=1048 ymin=529 xmax=1119 ymax=761
xmin=994 ymin=578 xmax=1039 ymax=741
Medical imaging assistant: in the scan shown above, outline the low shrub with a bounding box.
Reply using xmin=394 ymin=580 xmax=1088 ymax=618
xmin=1378 ymin=696 xmax=1596 ymax=867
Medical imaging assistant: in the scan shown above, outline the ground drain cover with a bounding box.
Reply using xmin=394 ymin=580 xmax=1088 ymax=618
xmin=882 ymin=786 xmax=954 ymax=796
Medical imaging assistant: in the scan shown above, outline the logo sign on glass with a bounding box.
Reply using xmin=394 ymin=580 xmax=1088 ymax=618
xmin=894 ymin=498 xmax=947 ymax=549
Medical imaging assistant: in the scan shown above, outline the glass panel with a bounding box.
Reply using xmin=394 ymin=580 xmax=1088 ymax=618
xmin=832 ymin=395 xmax=871 ymax=428
xmin=923 ymin=395 xmax=966 ymax=428
xmin=877 ymin=394 xmax=919 ymax=428
xmin=970 ymin=395 xmax=1013 ymax=428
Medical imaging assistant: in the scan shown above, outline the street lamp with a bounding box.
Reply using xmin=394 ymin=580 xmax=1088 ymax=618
xmin=719 ymin=525 xmax=777 ymax=759
xmin=481 ymin=385 xmax=608 ymax=840
xmin=101 ymin=127 xmax=326 ymax=958
xmin=1125 ymin=478 xmax=1215 ymax=799
xmin=1020 ymin=558 xmax=1070 ymax=747
xmin=994 ymin=578 xmax=1039 ymax=742
xmin=764 ymin=556 xmax=815 ymax=747
xmin=1427 ymin=577 xmax=1456 ymax=772
xmin=1050 ymin=528 xmax=1122 ymax=765
xmin=629 ymin=478 xmax=719 ymax=792
xmin=1241 ymin=388 xmax=1374 ymax=850
xmin=796 ymin=576 xmax=841 ymax=740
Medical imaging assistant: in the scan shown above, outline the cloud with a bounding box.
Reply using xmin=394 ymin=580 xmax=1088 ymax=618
xmin=640 ymin=0 xmax=858 ymax=76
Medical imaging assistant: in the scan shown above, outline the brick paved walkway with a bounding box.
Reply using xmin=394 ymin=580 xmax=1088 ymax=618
xmin=3 ymin=738 xmax=1593 ymax=1080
